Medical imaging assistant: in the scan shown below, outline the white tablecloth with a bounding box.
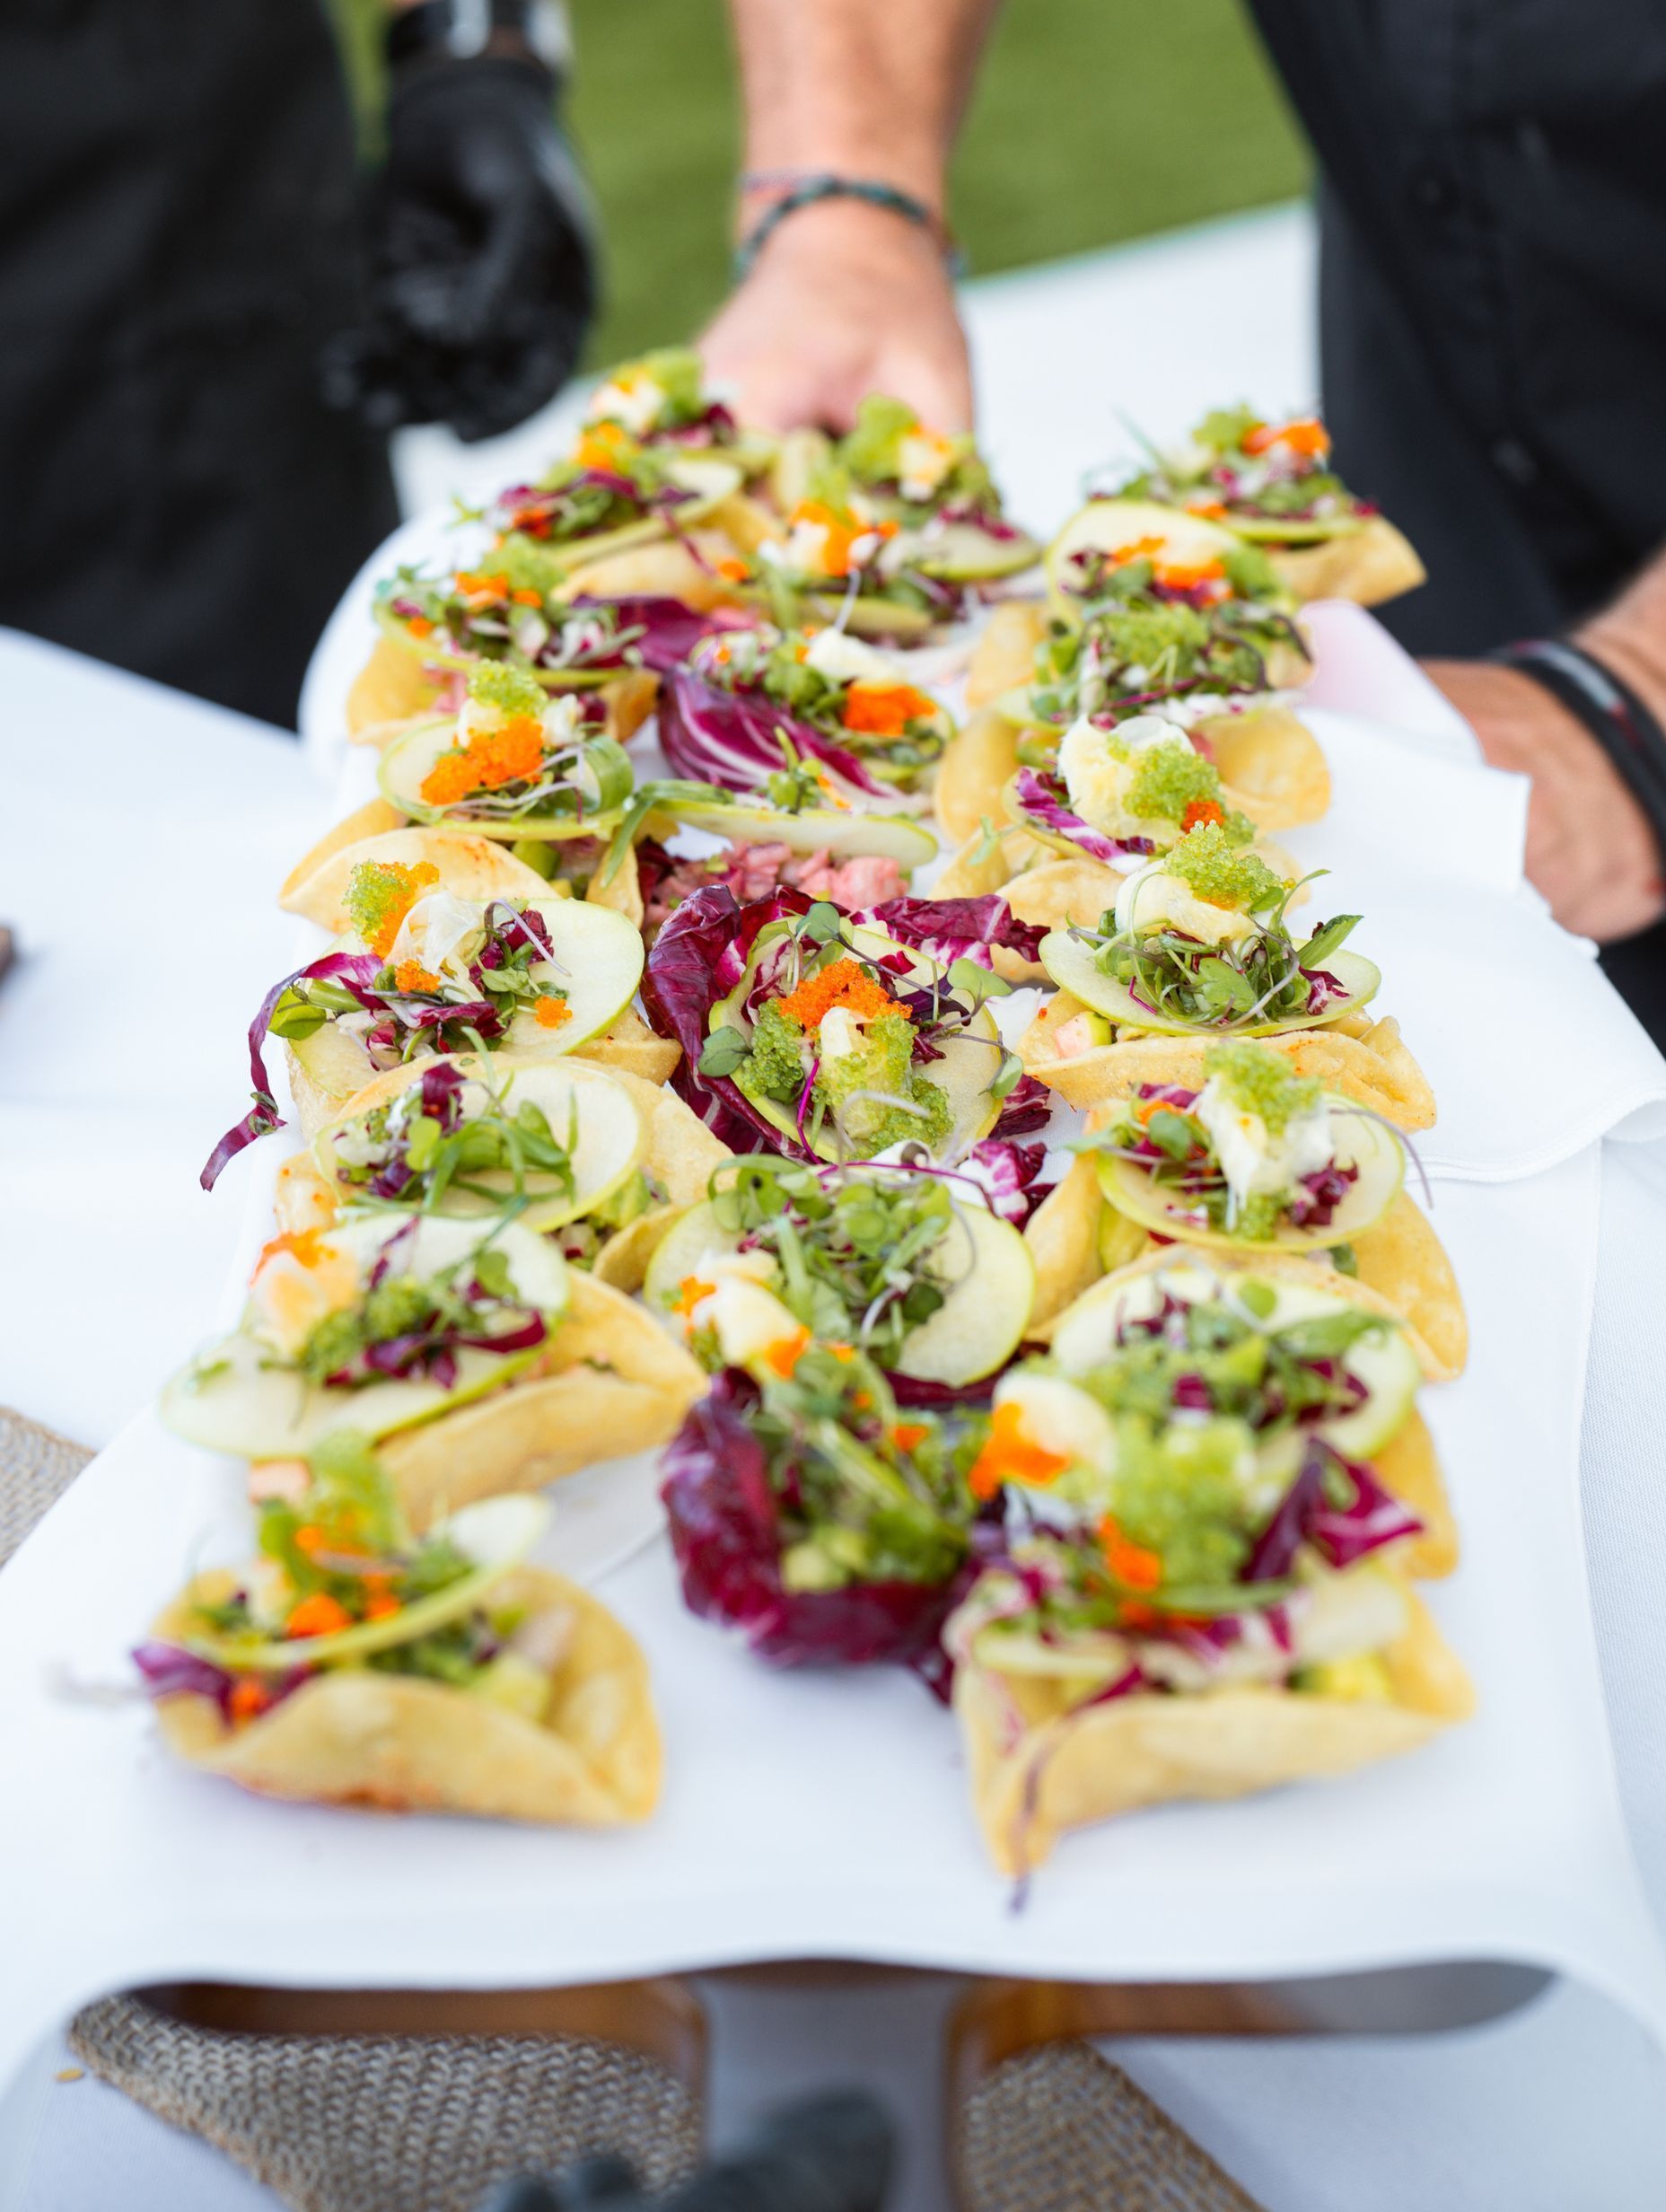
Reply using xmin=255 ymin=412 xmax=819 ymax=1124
xmin=4 ymin=625 xmax=1666 ymax=2210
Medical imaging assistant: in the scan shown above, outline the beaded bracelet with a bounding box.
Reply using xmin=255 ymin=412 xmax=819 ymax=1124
xmin=1489 ymin=637 xmax=1666 ymax=865
xmin=734 ymin=171 xmax=964 ymax=281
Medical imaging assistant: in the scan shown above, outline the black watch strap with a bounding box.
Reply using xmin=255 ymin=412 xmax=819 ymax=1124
xmin=388 ymin=0 xmax=568 ymax=72
xmin=1490 ymin=636 xmax=1666 ymax=865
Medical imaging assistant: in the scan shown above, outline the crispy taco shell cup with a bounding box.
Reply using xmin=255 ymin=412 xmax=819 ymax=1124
xmin=573 ymin=1006 xmax=682 ymax=1087
xmin=153 ymin=1565 xmax=660 ymax=1826
xmin=1022 ymin=1154 xmax=1107 ymax=1332
xmin=935 ymin=710 xmax=1024 ymax=847
xmin=372 ymin=1273 xmax=706 ymax=1530
xmin=1196 ymin=705 xmax=1330 ymax=830
xmin=1036 ymin=1233 xmax=1458 ymax=1390
xmin=956 ymin=1580 xmax=1470 ymax=1876
xmin=1020 ymin=991 xmax=1435 ymax=1131
xmin=1267 ymin=516 xmax=1426 ymax=609
xmin=965 ymin=601 xmax=1052 ymax=711
xmin=346 ymin=633 xmax=443 ymax=737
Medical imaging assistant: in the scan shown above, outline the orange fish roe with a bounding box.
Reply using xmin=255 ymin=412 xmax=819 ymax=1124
xmin=405 ymin=615 xmax=435 ymax=639
xmin=890 ymin=1422 xmax=929 ymax=1453
xmin=671 ymin=1276 xmax=715 ymax=1320
xmin=1183 ymin=497 xmax=1230 ymax=521
xmin=454 ymin=571 xmax=510 ymax=605
xmin=1098 ymin=1514 xmax=1162 ymax=1591
xmin=1114 ymin=535 xmax=1169 ymax=565
xmin=285 ymin=1593 xmax=354 ymax=1640
xmin=774 ymin=956 xmax=896 ymax=1033
xmin=420 ymin=715 xmax=547 ymax=806
xmin=1243 ymin=417 xmax=1329 ymax=459
xmin=572 ymin=420 xmax=635 ymax=470
xmin=228 ymin=1678 xmax=274 ymax=1726
xmin=968 ymin=1402 xmax=1070 ymax=1500
xmin=532 ymin=994 xmax=572 ymax=1029
xmin=789 ymin=499 xmax=864 ymax=577
xmin=763 ymin=1325 xmax=811 ymax=1379
xmin=254 ymin=1227 xmax=325 ymax=1273
xmin=363 ymin=1591 xmax=403 ymax=1621
xmin=841 ymin=682 xmax=940 ymax=740
xmin=1180 ymin=797 xmax=1225 ymax=833
xmin=1153 ymin=557 xmax=1228 ymax=594
xmin=715 ymin=556 xmax=751 ymax=583
xmin=348 ymin=859 xmax=441 ymax=959
xmin=827 ymin=1342 xmax=856 ymax=1363
xmin=394 ymin=960 xmax=440 ymax=994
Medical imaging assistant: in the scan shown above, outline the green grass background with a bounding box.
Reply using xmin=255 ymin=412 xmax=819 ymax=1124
xmin=338 ymin=0 xmax=1308 ymax=366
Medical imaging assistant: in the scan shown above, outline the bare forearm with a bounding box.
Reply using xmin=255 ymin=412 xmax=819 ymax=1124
xmin=1425 ymin=545 xmax=1666 ymax=940
xmin=729 ymin=0 xmax=1001 ymax=217
xmin=702 ymin=0 xmax=1001 ymax=428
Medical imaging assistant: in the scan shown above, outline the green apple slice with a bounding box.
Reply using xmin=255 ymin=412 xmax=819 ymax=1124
xmin=1052 ymin=1261 xmax=1420 ymax=1464
xmin=378 ymin=717 xmax=631 ymax=842
xmin=802 ymin=592 xmax=937 ymax=643
xmin=1094 ymin=1102 xmax=1404 ymax=1252
xmin=653 ymin=793 xmax=936 ymax=868
xmin=502 ymin=900 xmax=644 ymax=1048
xmin=1228 ymin=514 xmax=1363 ymax=545
xmin=535 ymin=462 xmax=742 ymax=576
xmin=181 ymin=1495 xmax=549 ymax=1674
xmin=311 ymin=1059 xmax=647 ymax=1232
xmin=371 ymin=598 xmax=614 ymax=685
xmin=644 ymin=1187 xmax=1033 ymax=1384
xmin=1045 ymin=497 xmax=1238 ymax=610
xmin=904 ymin=520 xmax=1042 ymax=584
xmin=890 ymin=1201 xmax=1035 ymax=1383
xmin=288 ymin=899 xmax=644 ymax=1122
xmin=1038 ymin=928 xmax=1381 ymax=1038
xmin=161 ymin=1216 xmax=567 ymax=1461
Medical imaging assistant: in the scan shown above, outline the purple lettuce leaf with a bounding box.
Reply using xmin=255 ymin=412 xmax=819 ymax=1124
xmin=1244 ymin=1440 xmax=1423 ymax=1583
xmin=656 ymin=665 xmax=891 ymax=799
xmin=200 ymin=951 xmax=383 ymax=1193
xmin=568 ymin=594 xmax=758 ymax=675
xmin=1012 ymin=766 xmax=1155 ymax=868
xmin=867 ymin=893 xmax=1045 ymax=970
xmin=659 ymin=1368 xmax=969 ymax=1698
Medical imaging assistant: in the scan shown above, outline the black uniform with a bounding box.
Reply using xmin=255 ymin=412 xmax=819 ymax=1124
xmin=1250 ymin=0 xmax=1666 ymax=1023
xmin=0 ymin=0 xmax=399 ymax=729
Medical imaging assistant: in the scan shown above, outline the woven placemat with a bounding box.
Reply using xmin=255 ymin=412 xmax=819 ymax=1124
xmin=67 ymin=1997 xmax=702 ymax=2212
xmin=0 ymin=1404 xmax=91 ymax=1567
xmin=2 ymin=1407 xmax=703 ymax=2208
xmin=957 ymin=2041 xmax=1267 ymax=2212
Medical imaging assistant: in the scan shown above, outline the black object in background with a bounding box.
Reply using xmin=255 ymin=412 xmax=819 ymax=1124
xmin=0 ymin=0 xmax=399 ymax=731
xmin=479 ymin=2090 xmax=894 ymax=2212
xmin=326 ymin=0 xmax=597 ymax=445
xmin=0 ymin=0 xmax=594 ymax=732
xmin=1248 ymin=0 xmax=1666 ymax=1042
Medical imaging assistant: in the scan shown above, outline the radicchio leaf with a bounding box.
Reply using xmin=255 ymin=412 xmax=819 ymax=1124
xmin=867 ymin=894 xmax=1045 ymax=970
xmin=660 ymin=1367 xmax=970 ymax=1697
xmin=1244 ymin=1440 xmax=1422 ymax=1582
xmin=657 ymin=665 xmax=891 ymax=799
xmin=200 ymin=952 xmax=383 ymax=1192
xmin=569 ymin=594 xmax=758 ymax=674
xmin=1012 ymin=767 xmax=1155 ymax=868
